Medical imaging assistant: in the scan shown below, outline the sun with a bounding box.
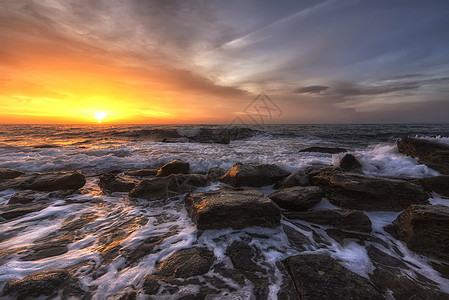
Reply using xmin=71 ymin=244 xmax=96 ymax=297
xmin=94 ymin=112 xmax=108 ymax=123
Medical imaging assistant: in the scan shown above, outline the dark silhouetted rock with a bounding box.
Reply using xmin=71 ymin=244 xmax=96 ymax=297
xmin=220 ymin=163 xmax=290 ymax=187
xmin=298 ymin=146 xmax=348 ymax=154
xmin=282 ymin=254 xmax=383 ymax=300
xmin=310 ymin=169 xmax=430 ymax=211
xmin=129 ymin=173 xmax=207 ymax=200
xmin=8 ymin=191 xmax=40 ymax=204
xmin=185 ymin=189 xmax=281 ymax=229
xmin=268 ymin=186 xmax=324 ymax=211
xmin=206 ymin=167 xmax=226 ymax=182
xmin=415 ymin=175 xmax=449 ymax=197
xmin=0 ymin=171 xmax=86 ymax=191
xmin=0 ymin=168 xmax=25 ymax=180
xmin=397 ymin=138 xmax=449 ymax=175
xmin=284 ymin=209 xmax=372 ymax=232
xmin=273 ymin=170 xmax=309 ymax=189
xmin=124 ymin=169 xmax=158 ymax=177
xmin=339 ymin=154 xmax=362 ymax=172
xmin=162 ymin=137 xmax=192 ymax=143
xmin=389 ymin=205 xmax=449 ymax=262
xmin=156 ymin=159 xmax=190 ymax=177
xmin=1 ymin=269 xmax=69 ymax=299
xmin=156 ymin=247 xmax=214 ymax=278
xmin=282 ymin=225 xmax=310 ymax=251
xmin=99 ymin=173 xmax=138 ymax=193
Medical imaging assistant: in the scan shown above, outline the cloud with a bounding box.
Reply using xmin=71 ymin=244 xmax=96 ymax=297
xmin=294 ymin=85 xmax=329 ymax=94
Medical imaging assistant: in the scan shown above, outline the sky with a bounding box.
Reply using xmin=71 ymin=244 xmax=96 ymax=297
xmin=1 ymin=0 xmax=449 ymax=124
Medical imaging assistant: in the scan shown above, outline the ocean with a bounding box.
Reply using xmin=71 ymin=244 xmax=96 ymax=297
xmin=1 ymin=124 xmax=449 ymax=298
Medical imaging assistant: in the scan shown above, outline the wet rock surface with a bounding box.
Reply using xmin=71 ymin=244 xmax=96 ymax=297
xmin=156 ymin=159 xmax=190 ymax=177
xmin=310 ymin=169 xmax=430 ymax=211
xmin=129 ymin=173 xmax=207 ymax=200
xmin=185 ymin=189 xmax=281 ymax=229
xmin=339 ymin=153 xmax=362 ymax=172
xmin=282 ymin=254 xmax=383 ymax=299
xmin=389 ymin=204 xmax=449 ymax=262
xmin=284 ymin=209 xmax=372 ymax=232
xmin=268 ymin=186 xmax=324 ymax=211
xmin=124 ymin=169 xmax=158 ymax=177
xmin=206 ymin=167 xmax=226 ymax=182
xmin=0 ymin=168 xmax=25 ymax=180
xmin=1 ymin=269 xmax=70 ymax=299
xmin=156 ymin=247 xmax=214 ymax=278
xmin=0 ymin=171 xmax=86 ymax=191
xmin=220 ymin=162 xmax=290 ymax=187
xmin=99 ymin=173 xmax=138 ymax=193
xmin=397 ymin=137 xmax=449 ymax=175
xmin=415 ymin=175 xmax=449 ymax=197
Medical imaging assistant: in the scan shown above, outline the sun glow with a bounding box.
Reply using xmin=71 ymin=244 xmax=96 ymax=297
xmin=94 ymin=112 xmax=108 ymax=123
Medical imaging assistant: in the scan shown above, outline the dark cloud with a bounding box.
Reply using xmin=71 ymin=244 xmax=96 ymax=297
xmin=331 ymin=81 xmax=420 ymax=97
xmin=294 ymin=85 xmax=329 ymax=94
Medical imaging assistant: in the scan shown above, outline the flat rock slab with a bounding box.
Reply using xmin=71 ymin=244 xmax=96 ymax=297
xmin=268 ymin=186 xmax=324 ymax=211
xmin=415 ymin=175 xmax=449 ymax=197
xmin=129 ymin=173 xmax=207 ymax=200
xmin=156 ymin=159 xmax=190 ymax=177
xmin=273 ymin=170 xmax=309 ymax=189
xmin=282 ymin=254 xmax=383 ymax=300
xmin=310 ymin=170 xmax=430 ymax=211
xmin=1 ymin=269 xmax=69 ymax=299
xmin=0 ymin=171 xmax=86 ymax=191
xmin=220 ymin=163 xmax=290 ymax=187
xmin=1 ymin=204 xmax=49 ymax=220
xmin=397 ymin=138 xmax=449 ymax=175
xmin=124 ymin=169 xmax=158 ymax=177
xmin=156 ymin=247 xmax=214 ymax=278
xmin=298 ymin=146 xmax=347 ymax=154
xmin=185 ymin=190 xmax=281 ymax=229
xmin=283 ymin=209 xmax=372 ymax=232
xmin=389 ymin=204 xmax=449 ymax=262
xmin=0 ymin=168 xmax=25 ymax=180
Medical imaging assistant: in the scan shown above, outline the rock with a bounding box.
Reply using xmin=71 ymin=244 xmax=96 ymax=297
xmin=99 ymin=173 xmax=138 ymax=193
xmin=339 ymin=154 xmax=362 ymax=172
xmin=0 ymin=204 xmax=49 ymax=220
xmin=273 ymin=170 xmax=309 ymax=189
xmin=0 ymin=168 xmax=25 ymax=180
xmin=397 ymin=138 xmax=449 ymax=175
xmin=124 ymin=169 xmax=158 ymax=177
xmin=0 ymin=171 xmax=86 ymax=191
xmin=282 ymin=254 xmax=383 ymax=300
xmin=206 ymin=167 xmax=226 ymax=182
xmin=220 ymin=163 xmax=290 ymax=187
xmin=129 ymin=173 xmax=207 ymax=200
xmin=268 ymin=186 xmax=324 ymax=211
xmin=156 ymin=247 xmax=214 ymax=278
xmin=162 ymin=137 xmax=192 ymax=143
xmin=282 ymin=225 xmax=310 ymax=251
xmin=389 ymin=205 xmax=449 ymax=262
xmin=283 ymin=209 xmax=372 ymax=232
xmin=298 ymin=146 xmax=348 ymax=154
xmin=310 ymin=169 xmax=430 ymax=211
xmin=143 ymin=275 xmax=162 ymax=295
xmin=156 ymin=159 xmax=190 ymax=177
xmin=8 ymin=191 xmax=40 ymax=204
xmin=1 ymin=269 xmax=69 ymax=299
xmin=185 ymin=189 xmax=281 ymax=230
xmin=415 ymin=175 xmax=449 ymax=197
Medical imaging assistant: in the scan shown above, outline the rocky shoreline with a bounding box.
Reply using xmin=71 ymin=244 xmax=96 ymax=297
xmin=1 ymin=137 xmax=449 ymax=299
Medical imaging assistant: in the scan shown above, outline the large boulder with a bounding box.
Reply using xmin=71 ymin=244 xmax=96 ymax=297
xmin=129 ymin=173 xmax=207 ymax=200
xmin=220 ymin=163 xmax=290 ymax=187
xmin=99 ymin=173 xmax=138 ymax=193
xmin=268 ymin=186 xmax=324 ymax=211
xmin=282 ymin=254 xmax=383 ymax=299
xmin=415 ymin=175 xmax=449 ymax=197
xmin=124 ymin=169 xmax=158 ymax=177
xmin=339 ymin=154 xmax=362 ymax=172
xmin=0 ymin=171 xmax=86 ymax=191
xmin=184 ymin=190 xmax=281 ymax=229
xmin=1 ymin=269 xmax=69 ymax=299
xmin=0 ymin=168 xmax=25 ymax=180
xmin=283 ymin=209 xmax=372 ymax=232
xmin=156 ymin=247 xmax=214 ymax=278
xmin=388 ymin=205 xmax=449 ymax=262
xmin=397 ymin=138 xmax=449 ymax=175
xmin=310 ymin=169 xmax=430 ymax=211
xmin=273 ymin=170 xmax=309 ymax=189
xmin=156 ymin=159 xmax=190 ymax=177
xmin=206 ymin=167 xmax=226 ymax=182
xmin=298 ymin=146 xmax=347 ymax=154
